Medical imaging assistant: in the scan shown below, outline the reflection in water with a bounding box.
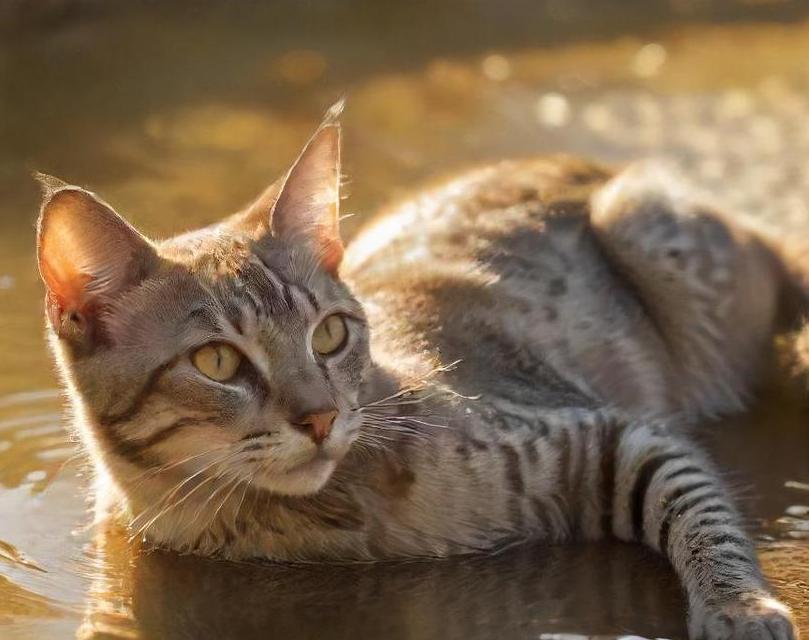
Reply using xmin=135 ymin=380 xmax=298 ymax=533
xmin=80 ymin=521 xmax=688 ymax=640
xmin=2 ymin=3 xmax=809 ymax=639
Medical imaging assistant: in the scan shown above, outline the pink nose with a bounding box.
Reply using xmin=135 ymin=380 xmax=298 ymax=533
xmin=292 ymin=409 xmax=338 ymax=444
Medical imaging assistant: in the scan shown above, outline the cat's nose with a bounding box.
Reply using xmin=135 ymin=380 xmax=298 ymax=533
xmin=291 ymin=409 xmax=338 ymax=444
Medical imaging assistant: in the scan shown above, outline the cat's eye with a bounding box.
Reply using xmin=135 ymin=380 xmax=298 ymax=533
xmin=312 ymin=314 xmax=348 ymax=356
xmin=192 ymin=343 xmax=242 ymax=382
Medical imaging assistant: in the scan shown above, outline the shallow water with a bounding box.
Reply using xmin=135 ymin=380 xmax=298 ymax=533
xmin=1 ymin=2 xmax=809 ymax=638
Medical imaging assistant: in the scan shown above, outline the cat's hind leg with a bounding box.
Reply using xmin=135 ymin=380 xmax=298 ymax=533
xmin=589 ymin=164 xmax=788 ymax=419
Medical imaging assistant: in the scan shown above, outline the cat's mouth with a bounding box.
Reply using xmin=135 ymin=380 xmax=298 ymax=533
xmin=284 ymin=450 xmax=337 ymax=476
xmin=247 ymin=415 xmax=360 ymax=495
xmin=244 ymin=436 xmax=345 ymax=496
xmin=254 ymin=450 xmax=337 ymax=496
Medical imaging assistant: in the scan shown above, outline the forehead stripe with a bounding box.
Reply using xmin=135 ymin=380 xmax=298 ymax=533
xmin=281 ymin=282 xmax=295 ymax=311
xmin=252 ymin=256 xmax=295 ymax=313
xmin=299 ymin=285 xmax=320 ymax=312
xmin=253 ymin=255 xmax=320 ymax=313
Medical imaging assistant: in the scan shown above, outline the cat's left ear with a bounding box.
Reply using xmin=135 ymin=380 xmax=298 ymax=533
xmin=269 ymin=105 xmax=344 ymax=274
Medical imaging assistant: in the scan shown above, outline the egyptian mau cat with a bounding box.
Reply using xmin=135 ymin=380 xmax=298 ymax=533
xmin=37 ymin=108 xmax=802 ymax=639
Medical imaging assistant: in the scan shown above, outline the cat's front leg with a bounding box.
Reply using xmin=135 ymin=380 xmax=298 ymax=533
xmin=611 ymin=421 xmax=797 ymax=640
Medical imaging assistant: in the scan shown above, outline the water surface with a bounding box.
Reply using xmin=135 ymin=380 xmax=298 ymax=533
xmin=1 ymin=3 xmax=808 ymax=638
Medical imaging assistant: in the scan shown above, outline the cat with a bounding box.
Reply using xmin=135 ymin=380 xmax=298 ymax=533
xmin=36 ymin=105 xmax=802 ymax=640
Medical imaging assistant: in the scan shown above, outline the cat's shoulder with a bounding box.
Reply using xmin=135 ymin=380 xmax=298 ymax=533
xmin=343 ymin=156 xmax=613 ymax=275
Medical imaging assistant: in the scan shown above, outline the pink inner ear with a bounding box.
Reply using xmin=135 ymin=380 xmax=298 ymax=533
xmin=319 ymin=235 xmax=344 ymax=275
xmin=37 ymin=188 xmax=156 ymax=317
xmin=38 ymin=200 xmax=95 ymax=312
xmin=39 ymin=243 xmax=92 ymax=312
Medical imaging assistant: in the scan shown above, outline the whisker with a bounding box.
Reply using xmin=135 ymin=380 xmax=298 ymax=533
xmin=180 ymin=464 xmax=244 ymax=535
xmin=232 ymin=471 xmax=255 ymax=526
xmin=380 ymin=416 xmax=451 ymax=430
xmin=129 ymin=450 xmax=240 ymax=542
xmin=129 ymin=473 xmax=218 ymax=543
xmin=207 ymin=474 xmax=245 ymax=529
xmin=128 ymin=447 xmax=228 ymax=485
xmin=360 ymin=391 xmax=443 ymax=409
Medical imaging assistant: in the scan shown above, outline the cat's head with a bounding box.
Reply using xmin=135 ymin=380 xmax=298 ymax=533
xmin=36 ymin=110 xmax=371 ymax=500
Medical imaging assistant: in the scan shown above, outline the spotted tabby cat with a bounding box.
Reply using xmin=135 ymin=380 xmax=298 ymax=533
xmin=37 ymin=108 xmax=802 ymax=639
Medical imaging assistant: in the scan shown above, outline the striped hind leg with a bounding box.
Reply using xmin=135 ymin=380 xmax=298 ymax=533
xmin=610 ymin=420 xmax=797 ymax=640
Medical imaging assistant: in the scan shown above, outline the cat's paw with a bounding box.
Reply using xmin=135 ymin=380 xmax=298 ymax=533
xmin=689 ymin=595 xmax=798 ymax=640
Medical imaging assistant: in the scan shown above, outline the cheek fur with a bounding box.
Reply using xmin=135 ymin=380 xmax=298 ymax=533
xmin=153 ymin=424 xmax=237 ymax=460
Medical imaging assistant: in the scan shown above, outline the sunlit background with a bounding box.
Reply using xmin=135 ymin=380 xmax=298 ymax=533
xmin=1 ymin=1 xmax=808 ymax=638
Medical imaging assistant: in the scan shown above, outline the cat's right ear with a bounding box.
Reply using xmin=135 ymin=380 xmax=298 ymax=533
xmin=36 ymin=179 xmax=159 ymax=340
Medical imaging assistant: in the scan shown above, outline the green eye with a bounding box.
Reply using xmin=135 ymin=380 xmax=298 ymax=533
xmin=192 ymin=343 xmax=242 ymax=382
xmin=312 ymin=314 xmax=347 ymax=356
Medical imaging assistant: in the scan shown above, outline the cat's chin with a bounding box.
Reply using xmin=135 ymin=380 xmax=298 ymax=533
xmin=253 ymin=456 xmax=338 ymax=496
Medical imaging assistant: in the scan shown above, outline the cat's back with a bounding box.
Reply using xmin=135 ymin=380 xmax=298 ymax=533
xmin=344 ymin=157 xmax=676 ymax=415
xmin=344 ymin=156 xmax=610 ymax=282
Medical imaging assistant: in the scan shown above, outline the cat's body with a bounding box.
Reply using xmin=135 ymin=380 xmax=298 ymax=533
xmin=37 ymin=114 xmax=801 ymax=639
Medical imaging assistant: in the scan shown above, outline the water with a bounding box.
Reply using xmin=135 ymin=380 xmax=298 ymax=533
xmin=1 ymin=2 xmax=808 ymax=638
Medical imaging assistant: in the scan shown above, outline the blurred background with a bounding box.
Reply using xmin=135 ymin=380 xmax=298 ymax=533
xmin=0 ymin=1 xmax=808 ymax=639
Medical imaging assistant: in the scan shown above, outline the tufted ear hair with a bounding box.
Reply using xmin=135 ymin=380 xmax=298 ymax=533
xmin=267 ymin=102 xmax=345 ymax=274
xmin=36 ymin=176 xmax=159 ymax=339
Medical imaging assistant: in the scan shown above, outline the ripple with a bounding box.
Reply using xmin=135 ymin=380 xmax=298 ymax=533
xmin=0 ymin=391 xmax=60 ymax=410
xmin=0 ymin=393 xmax=70 ymax=493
